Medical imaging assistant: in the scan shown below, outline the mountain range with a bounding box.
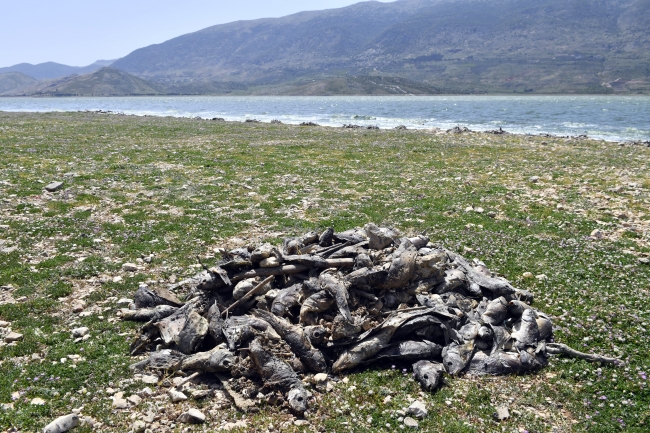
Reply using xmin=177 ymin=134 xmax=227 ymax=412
xmin=2 ymin=0 xmax=649 ymax=96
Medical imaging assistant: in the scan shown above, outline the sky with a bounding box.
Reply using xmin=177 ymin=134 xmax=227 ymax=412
xmin=1 ymin=0 xmax=391 ymax=67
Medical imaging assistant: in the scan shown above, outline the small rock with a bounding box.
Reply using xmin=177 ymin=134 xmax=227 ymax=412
xmin=403 ymin=417 xmax=419 ymax=428
xmin=45 ymin=181 xmax=64 ymax=192
xmin=112 ymin=398 xmax=128 ymax=409
xmin=30 ymin=397 xmax=46 ymax=405
xmin=0 ymin=320 xmax=10 ymax=327
xmin=127 ymin=394 xmax=142 ymax=406
xmin=141 ymin=375 xmax=158 ymax=384
xmin=71 ymin=327 xmax=89 ymax=338
xmin=383 ymin=395 xmax=392 ymax=405
xmin=639 ymin=257 xmax=649 ymax=265
xmin=259 ymin=257 xmax=280 ymax=268
xmin=313 ymin=373 xmax=328 ymax=386
xmin=71 ymin=299 xmax=86 ymax=313
xmin=494 ymin=406 xmax=510 ymax=421
xmin=590 ymin=229 xmax=603 ymax=239
xmin=116 ymin=298 xmax=133 ymax=307
xmin=177 ymin=408 xmax=205 ymax=424
xmin=535 ymin=274 xmax=548 ymax=281
xmin=407 ymin=401 xmax=428 ymax=419
xmin=168 ymin=389 xmax=188 ymax=403
xmin=221 ymin=420 xmax=248 ymax=430
xmin=132 ymin=420 xmax=146 ymax=433
xmin=4 ymin=332 xmax=23 ymax=343
xmin=122 ymin=263 xmax=139 ymax=272
xmin=522 ymin=272 xmax=534 ymax=279
xmin=113 ymin=276 xmax=123 ymax=283
xmin=294 ymin=420 xmax=309 ymax=426
xmin=190 ymin=389 xmax=210 ymax=399
xmin=43 ymin=413 xmax=80 ymax=433
xmin=529 ymin=176 xmax=540 ymax=183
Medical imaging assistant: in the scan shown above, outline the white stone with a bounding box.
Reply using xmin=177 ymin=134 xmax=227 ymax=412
xmin=407 ymin=401 xmax=428 ymax=419
xmin=141 ymin=375 xmax=158 ymax=384
xmin=168 ymin=389 xmax=188 ymax=403
xmin=313 ymin=373 xmax=328 ymax=385
xmin=122 ymin=263 xmax=139 ymax=272
xmin=127 ymin=394 xmax=142 ymax=406
xmin=112 ymin=398 xmax=128 ymax=409
xmin=495 ymin=406 xmax=510 ymax=420
xmin=116 ymin=298 xmax=133 ymax=306
xmin=132 ymin=420 xmax=146 ymax=433
xmin=177 ymin=408 xmax=205 ymax=424
xmin=30 ymin=397 xmax=46 ymax=405
xmin=259 ymin=257 xmax=280 ymax=268
xmin=4 ymin=332 xmax=23 ymax=343
xmin=404 ymin=417 xmax=419 ymax=428
xmin=42 ymin=414 xmax=80 ymax=433
xmin=71 ymin=327 xmax=89 ymax=338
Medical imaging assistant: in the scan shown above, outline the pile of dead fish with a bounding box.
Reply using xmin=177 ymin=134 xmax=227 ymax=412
xmin=121 ymin=224 xmax=618 ymax=414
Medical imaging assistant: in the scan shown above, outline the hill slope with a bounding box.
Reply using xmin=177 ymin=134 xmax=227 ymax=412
xmin=0 ymin=60 xmax=115 ymax=80
xmin=18 ymin=68 xmax=164 ymax=96
xmin=0 ymin=72 xmax=38 ymax=95
xmin=111 ymin=0 xmax=650 ymax=94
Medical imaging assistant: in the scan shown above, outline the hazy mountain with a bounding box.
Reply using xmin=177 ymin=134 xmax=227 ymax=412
xmin=110 ymin=0 xmax=650 ymax=94
xmin=0 ymin=60 xmax=116 ymax=80
xmin=0 ymin=72 xmax=39 ymax=95
xmin=10 ymin=67 xmax=164 ymax=97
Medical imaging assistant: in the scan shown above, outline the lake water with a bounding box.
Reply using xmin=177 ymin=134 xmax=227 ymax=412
xmin=1 ymin=95 xmax=648 ymax=142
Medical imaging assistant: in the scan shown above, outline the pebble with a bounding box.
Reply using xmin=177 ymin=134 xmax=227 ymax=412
xmin=112 ymin=398 xmax=128 ymax=409
xmin=71 ymin=299 xmax=86 ymax=313
xmin=529 ymin=176 xmax=540 ymax=183
xmin=639 ymin=257 xmax=649 ymax=265
xmin=133 ymin=420 xmax=146 ymax=433
xmin=522 ymin=272 xmax=534 ymax=279
xmin=42 ymin=414 xmax=79 ymax=433
xmin=169 ymin=389 xmax=188 ymax=403
xmin=536 ymin=274 xmax=548 ymax=281
xmin=30 ymin=397 xmax=46 ymax=405
xmin=495 ymin=406 xmax=510 ymax=421
xmin=404 ymin=417 xmax=419 ymax=428
xmin=127 ymin=394 xmax=142 ymax=406
xmin=116 ymin=298 xmax=133 ymax=306
xmin=313 ymin=373 xmax=328 ymax=386
xmin=407 ymin=401 xmax=428 ymax=419
xmin=71 ymin=327 xmax=89 ymax=338
xmin=383 ymin=395 xmax=392 ymax=405
xmin=590 ymin=229 xmax=604 ymax=238
xmin=177 ymin=408 xmax=205 ymax=424
xmin=141 ymin=375 xmax=158 ymax=384
xmin=45 ymin=181 xmax=64 ymax=192
xmin=4 ymin=332 xmax=23 ymax=343
xmin=122 ymin=263 xmax=139 ymax=272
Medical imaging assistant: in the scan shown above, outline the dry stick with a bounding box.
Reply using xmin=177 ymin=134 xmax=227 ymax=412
xmin=546 ymin=343 xmax=622 ymax=365
xmin=221 ymin=275 xmax=275 ymax=318
xmin=230 ymin=258 xmax=354 ymax=282
xmin=175 ymin=371 xmax=200 ymax=389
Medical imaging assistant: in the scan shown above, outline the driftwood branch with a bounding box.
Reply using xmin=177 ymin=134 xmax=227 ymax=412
xmin=231 ymin=258 xmax=354 ymax=282
xmin=221 ymin=276 xmax=275 ymax=318
xmin=546 ymin=343 xmax=622 ymax=365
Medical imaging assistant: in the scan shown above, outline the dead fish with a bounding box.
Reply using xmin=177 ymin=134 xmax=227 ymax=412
xmin=233 ymin=278 xmax=272 ymax=300
xmin=467 ymin=350 xmax=522 ymax=375
xmin=380 ymin=238 xmax=417 ymax=290
xmin=488 ymin=325 xmax=512 ymax=354
xmin=507 ymin=300 xmax=531 ymax=318
xmin=458 ymin=321 xmax=480 ymax=342
xmin=168 ymin=268 xmax=229 ymax=293
xmin=130 ymin=349 xmax=184 ymax=371
xmin=481 ymin=297 xmax=508 ymax=325
xmin=370 ymin=340 xmax=442 ymax=363
xmin=300 ymin=231 xmax=320 ymax=246
xmin=282 ymin=237 xmax=303 ymax=255
xmin=408 ymin=235 xmax=430 ymax=249
xmin=180 ymin=347 xmax=236 ymax=372
xmin=450 ymin=253 xmax=515 ymax=296
xmin=334 ymin=228 xmax=368 ymax=244
xmin=345 ymin=266 xmax=387 ymax=288
xmin=156 ymin=303 xmax=209 ymax=354
xmin=318 ymin=227 xmax=334 ymax=247
xmin=328 ymin=244 xmax=367 ymax=259
xmin=229 ymin=247 xmax=252 ymax=260
xmin=299 ymin=290 xmax=334 ymax=325
xmin=365 ymin=223 xmax=398 ymax=250
xmin=222 ymin=316 xmax=274 ymax=351
xmin=511 ymin=309 xmax=540 ymax=349
xmin=353 ymin=253 xmax=373 ymax=270
xmin=121 ymin=305 xmax=178 ymax=322
xmin=412 ymin=360 xmax=445 ymax=392
xmin=253 ymin=309 xmax=327 ymax=373
xmin=392 ymin=315 xmax=443 ymax=342
xmin=535 ymin=311 xmax=553 ymax=341
xmin=433 ymin=269 xmax=467 ymax=294
xmin=206 ymin=302 xmax=225 ymax=345
xmin=331 ymin=314 xmax=362 ymax=340
xmin=442 ymin=340 xmax=475 ymax=375
xmin=303 ymin=325 xmax=328 ymax=346
xmin=250 ymin=243 xmax=280 ymax=264
xmin=319 ymin=270 xmax=352 ymax=322
xmin=248 ymin=338 xmax=309 ymax=413
xmin=134 ymin=285 xmax=183 ymax=309
xmin=271 ymin=284 xmax=302 ymax=317
xmin=332 ymin=308 xmax=434 ymax=373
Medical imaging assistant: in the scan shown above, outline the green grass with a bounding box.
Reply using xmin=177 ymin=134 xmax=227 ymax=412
xmin=0 ymin=111 xmax=649 ymax=432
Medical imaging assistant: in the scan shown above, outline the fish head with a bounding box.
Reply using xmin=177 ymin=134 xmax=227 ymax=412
xmin=288 ymin=387 xmax=309 ymax=413
xmin=209 ymin=349 xmax=236 ymax=372
xmin=413 ymin=361 xmax=444 ymax=391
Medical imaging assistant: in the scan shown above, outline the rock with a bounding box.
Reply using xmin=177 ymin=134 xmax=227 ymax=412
xmin=30 ymin=397 xmax=46 ymax=405
xmin=403 ymin=417 xmax=419 ymax=428
xmin=116 ymin=298 xmax=133 ymax=307
xmin=43 ymin=414 xmax=80 ymax=433
xmin=112 ymin=398 xmax=128 ymax=409
xmin=168 ymin=389 xmax=188 ymax=403
xmin=122 ymin=263 xmax=139 ymax=272
xmin=522 ymin=272 xmax=534 ymax=279
xmin=313 ymin=373 xmax=328 ymax=386
xmin=71 ymin=327 xmax=89 ymax=338
xmin=259 ymin=257 xmax=281 ymax=268
xmin=45 ymin=181 xmax=64 ymax=192
xmin=177 ymin=408 xmax=205 ymax=424
xmin=407 ymin=401 xmax=428 ymax=419
xmin=221 ymin=420 xmax=248 ymax=430
xmin=190 ymin=389 xmax=210 ymax=399
xmin=127 ymin=394 xmax=142 ymax=406
xmin=495 ymin=406 xmax=510 ymax=421
xmin=638 ymin=257 xmax=649 ymax=265
xmin=383 ymin=395 xmax=392 ymax=405
xmin=365 ymin=223 xmax=397 ymax=250
xmin=132 ymin=420 xmax=146 ymax=433
xmin=71 ymin=299 xmax=86 ymax=313
xmin=535 ymin=274 xmax=548 ymax=281
xmin=529 ymin=176 xmax=540 ymax=183
xmin=590 ymin=229 xmax=603 ymax=238
xmin=4 ymin=332 xmax=23 ymax=343
xmin=141 ymin=375 xmax=158 ymax=384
